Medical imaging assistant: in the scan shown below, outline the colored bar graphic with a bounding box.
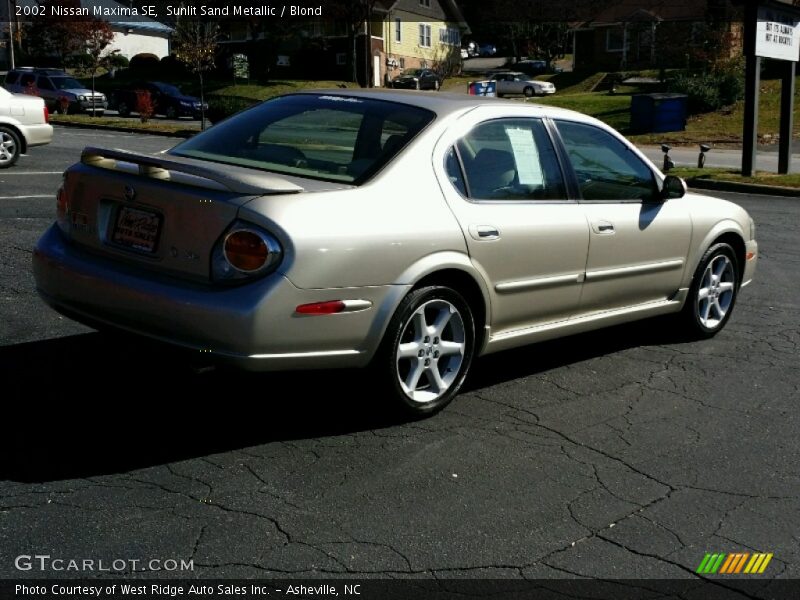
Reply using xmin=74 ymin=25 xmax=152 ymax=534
xmin=697 ymin=552 xmax=773 ymax=575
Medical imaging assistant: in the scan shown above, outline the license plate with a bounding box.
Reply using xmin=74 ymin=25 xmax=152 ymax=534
xmin=112 ymin=206 xmax=161 ymax=253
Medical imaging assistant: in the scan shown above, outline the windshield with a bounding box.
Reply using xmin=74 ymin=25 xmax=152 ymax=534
xmin=170 ymin=94 xmax=435 ymax=184
xmin=403 ymin=69 xmax=423 ymax=76
xmin=153 ymin=82 xmax=183 ymax=96
xmin=50 ymin=77 xmax=85 ymax=90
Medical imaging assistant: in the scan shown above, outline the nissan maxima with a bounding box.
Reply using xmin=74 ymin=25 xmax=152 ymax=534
xmin=33 ymin=90 xmax=758 ymax=416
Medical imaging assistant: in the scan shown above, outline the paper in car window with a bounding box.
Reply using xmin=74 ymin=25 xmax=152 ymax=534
xmin=505 ymin=126 xmax=543 ymax=186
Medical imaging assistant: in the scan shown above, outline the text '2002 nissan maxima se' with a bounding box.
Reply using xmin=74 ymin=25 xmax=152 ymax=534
xmin=33 ymin=90 xmax=757 ymax=417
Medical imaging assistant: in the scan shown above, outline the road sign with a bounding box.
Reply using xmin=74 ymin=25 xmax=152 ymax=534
xmin=756 ymin=6 xmax=800 ymax=62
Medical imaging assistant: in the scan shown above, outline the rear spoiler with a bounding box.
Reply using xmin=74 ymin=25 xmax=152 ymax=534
xmin=80 ymin=146 xmax=303 ymax=195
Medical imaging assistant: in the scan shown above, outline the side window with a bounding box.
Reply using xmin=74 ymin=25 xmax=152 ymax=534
xmin=20 ymin=73 xmax=36 ymax=86
xmin=453 ymin=119 xmax=565 ymax=200
xmin=37 ymin=77 xmax=54 ymax=91
xmin=556 ymin=120 xmax=657 ymax=202
xmin=444 ymin=147 xmax=467 ymax=196
xmin=5 ymin=72 xmax=19 ymax=85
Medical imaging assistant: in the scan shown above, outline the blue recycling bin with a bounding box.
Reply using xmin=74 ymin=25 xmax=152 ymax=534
xmin=630 ymin=93 xmax=688 ymax=134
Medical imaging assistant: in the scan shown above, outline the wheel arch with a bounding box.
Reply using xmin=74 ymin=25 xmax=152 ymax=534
xmin=687 ymin=223 xmax=747 ymax=289
xmin=0 ymin=121 xmax=27 ymax=153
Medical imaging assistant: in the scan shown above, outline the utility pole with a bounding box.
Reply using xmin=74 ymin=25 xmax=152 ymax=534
xmin=6 ymin=0 xmax=15 ymax=69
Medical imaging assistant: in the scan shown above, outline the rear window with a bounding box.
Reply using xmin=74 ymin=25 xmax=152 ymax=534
xmin=170 ymin=94 xmax=435 ymax=184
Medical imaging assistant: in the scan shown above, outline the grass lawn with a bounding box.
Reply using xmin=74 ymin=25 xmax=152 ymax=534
xmin=671 ymin=166 xmax=800 ymax=189
xmin=50 ymin=114 xmax=197 ymax=135
xmin=208 ymin=80 xmax=359 ymax=101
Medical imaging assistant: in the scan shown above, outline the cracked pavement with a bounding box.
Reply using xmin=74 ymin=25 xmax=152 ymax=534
xmin=1 ymin=131 xmax=799 ymax=586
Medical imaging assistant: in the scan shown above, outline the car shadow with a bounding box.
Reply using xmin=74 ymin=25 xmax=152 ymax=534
xmin=1 ymin=318 xmax=690 ymax=483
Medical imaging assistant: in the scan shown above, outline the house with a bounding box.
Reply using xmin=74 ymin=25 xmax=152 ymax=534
xmin=379 ymin=0 xmax=471 ymax=85
xmin=216 ymin=0 xmax=469 ymax=86
xmin=1 ymin=0 xmax=171 ymax=70
xmin=572 ymin=0 xmax=743 ymax=71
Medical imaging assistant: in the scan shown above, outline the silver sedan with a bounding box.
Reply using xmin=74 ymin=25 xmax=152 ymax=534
xmin=491 ymin=72 xmax=556 ymax=97
xmin=33 ymin=90 xmax=757 ymax=416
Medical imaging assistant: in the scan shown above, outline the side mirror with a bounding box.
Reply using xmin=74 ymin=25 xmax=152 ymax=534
xmin=660 ymin=174 xmax=687 ymax=200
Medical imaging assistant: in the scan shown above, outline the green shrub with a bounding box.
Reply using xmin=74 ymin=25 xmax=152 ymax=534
xmin=667 ymin=67 xmax=744 ymax=115
xmin=207 ymin=96 xmax=259 ymax=124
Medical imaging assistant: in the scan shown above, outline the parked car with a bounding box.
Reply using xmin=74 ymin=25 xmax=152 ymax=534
xmin=33 ymin=90 xmax=758 ymax=417
xmin=478 ymin=43 xmax=497 ymax=57
xmin=512 ymin=60 xmax=549 ymax=77
xmin=391 ymin=69 xmax=441 ymax=91
xmin=110 ymin=81 xmax=208 ymax=119
xmin=4 ymin=68 xmax=107 ymax=115
xmin=490 ymin=72 xmax=556 ymax=97
xmin=0 ymin=86 xmax=53 ymax=168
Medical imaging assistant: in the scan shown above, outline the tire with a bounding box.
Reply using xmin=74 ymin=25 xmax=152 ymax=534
xmin=523 ymin=86 xmax=535 ymax=98
xmin=680 ymin=242 xmax=740 ymax=338
xmin=165 ymin=106 xmax=177 ymax=120
xmin=374 ymin=286 xmax=475 ymax=417
xmin=0 ymin=126 xmax=22 ymax=169
xmin=117 ymin=102 xmax=130 ymax=117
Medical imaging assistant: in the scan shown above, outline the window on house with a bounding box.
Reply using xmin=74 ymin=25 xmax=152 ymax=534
xmin=439 ymin=28 xmax=460 ymax=46
xmin=419 ymin=0 xmax=431 ymax=7
xmin=336 ymin=53 xmax=346 ymax=66
xmin=419 ymin=24 xmax=431 ymax=47
xmin=606 ymin=27 xmax=624 ymax=52
xmin=399 ymin=57 xmax=405 ymax=68
xmin=395 ymin=18 xmax=402 ymax=42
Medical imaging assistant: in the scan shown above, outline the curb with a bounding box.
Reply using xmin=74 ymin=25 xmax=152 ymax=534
xmin=52 ymin=120 xmax=196 ymax=138
xmin=687 ymin=177 xmax=800 ymax=198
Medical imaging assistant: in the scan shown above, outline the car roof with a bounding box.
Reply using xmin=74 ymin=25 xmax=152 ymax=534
xmin=292 ymin=89 xmax=584 ymax=121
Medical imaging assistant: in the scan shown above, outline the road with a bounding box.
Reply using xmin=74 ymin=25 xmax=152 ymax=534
xmin=639 ymin=145 xmax=800 ymax=175
xmin=1 ymin=128 xmax=799 ymax=586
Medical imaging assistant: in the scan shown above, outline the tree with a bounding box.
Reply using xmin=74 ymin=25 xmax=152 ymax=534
xmin=173 ymin=17 xmax=218 ymax=130
xmin=82 ymin=19 xmax=117 ymax=117
xmin=24 ymin=0 xmax=90 ymax=66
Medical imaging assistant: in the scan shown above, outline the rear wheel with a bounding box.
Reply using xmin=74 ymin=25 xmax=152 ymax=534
xmin=165 ymin=106 xmax=177 ymax=119
xmin=681 ymin=243 xmax=740 ymax=338
xmin=0 ymin=126 xmax=21 ymax=169
xmin=523 ymin=86 xmax=535 ymax=98
xmin=375 ymin=286 xmax=475 ymax=417
xmin=117 ymin=101 xmax=131 ymax=117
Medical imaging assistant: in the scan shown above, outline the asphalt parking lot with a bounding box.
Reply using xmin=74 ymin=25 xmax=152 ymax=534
xmin=1 ymin=128 xmax=799 ymax=586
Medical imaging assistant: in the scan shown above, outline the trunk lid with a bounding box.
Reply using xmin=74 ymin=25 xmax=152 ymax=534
xmin=61 ymin=147 xmax=304 ymax=282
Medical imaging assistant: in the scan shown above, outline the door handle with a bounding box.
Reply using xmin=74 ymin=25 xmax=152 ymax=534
xmin=592 ymin=221 xmax=615 ymax=234
xmin=469 ymin=225 xmax=500 ymax=241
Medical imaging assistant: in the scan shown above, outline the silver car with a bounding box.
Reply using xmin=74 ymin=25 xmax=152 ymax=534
xmin=33 ymin=90 xmax=758 ymax=416
xmin=491 ymin=72 xmax=556 ymax=97
xmin=4 ymin=69 xmax=107 ymax=115
xmin=0 ymin=86 xmax=53 ymax=168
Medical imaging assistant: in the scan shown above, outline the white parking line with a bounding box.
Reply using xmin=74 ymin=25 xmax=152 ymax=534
xmin=0 ymin=195 xmax=52 ymax=199
xmin=0 ymin=171 xmax=63 ymax=175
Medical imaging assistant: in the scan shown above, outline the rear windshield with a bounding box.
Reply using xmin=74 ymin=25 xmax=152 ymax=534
xmin=50 ymin=77 xmax=85 ymax=90
xmin=170 ymin=94 xmax=435 ymax=184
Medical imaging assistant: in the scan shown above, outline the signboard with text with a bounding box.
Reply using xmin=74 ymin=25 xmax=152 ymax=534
xmin=756 ymin=6 xmax=800 ymax=61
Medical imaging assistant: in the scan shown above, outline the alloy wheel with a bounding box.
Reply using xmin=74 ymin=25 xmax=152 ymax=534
xmin=696 ymin=254 xmax=736 ymax=329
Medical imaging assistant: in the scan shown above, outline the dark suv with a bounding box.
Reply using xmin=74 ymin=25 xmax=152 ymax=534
xmin=110 ymin=81 xmax=207 ymax=119
xmin=3 ymin=68 xmax=107 ymax=115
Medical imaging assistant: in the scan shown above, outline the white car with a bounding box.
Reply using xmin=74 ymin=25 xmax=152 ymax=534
xmin=491 ymin=72 xmax=556 ymax=98
xmin=0 ymin=86 xmax=53 ymax=168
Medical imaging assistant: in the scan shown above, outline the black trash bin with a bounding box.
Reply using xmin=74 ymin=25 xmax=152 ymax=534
xmin=630 ymin=93 xmax=688 ymax=134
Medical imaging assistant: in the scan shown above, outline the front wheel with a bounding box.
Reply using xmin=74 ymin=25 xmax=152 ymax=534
xmin=681 ymin=243 xmax=740 ymax=338
xmin=523 ymin=86 xmax=535 ymax=98
xmin=0 ymin=126 xmax=22 ymax=169
xmin=374 ymin=286 xmax=475 ymax=417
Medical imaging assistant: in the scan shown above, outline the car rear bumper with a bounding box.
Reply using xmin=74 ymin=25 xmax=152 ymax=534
xmin=33 ymin=225 xmax=407 ymax=371
xmin=22 ymin=123 xmax=53 ymax=147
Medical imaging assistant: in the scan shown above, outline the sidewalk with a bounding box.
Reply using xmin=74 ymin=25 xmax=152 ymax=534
xmin=638 ymin=145 xmax=800 ymax=174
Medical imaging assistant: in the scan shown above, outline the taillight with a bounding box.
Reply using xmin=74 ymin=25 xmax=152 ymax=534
xmin=43 ymin=105 xmax=49 ymax=123
xmin=212 ymin=222 xmax=282 ymax=283
xmin=224 ymin=230 xmax=269 ymax=272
